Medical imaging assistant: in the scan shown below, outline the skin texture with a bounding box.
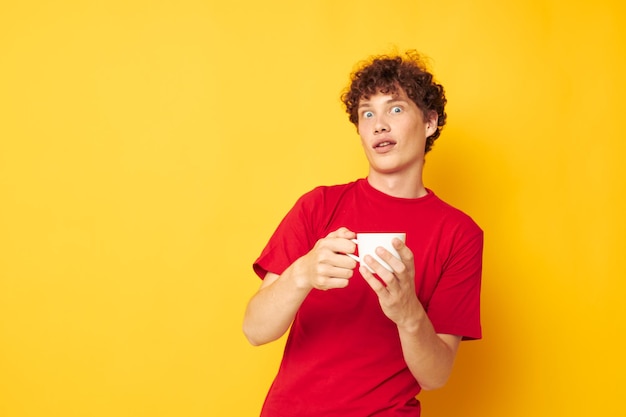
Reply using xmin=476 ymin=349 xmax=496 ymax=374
xmin=243 ymin=88 xmax=462 ymax=391
xmin=357 ymin=88 xmax=433 ymax=198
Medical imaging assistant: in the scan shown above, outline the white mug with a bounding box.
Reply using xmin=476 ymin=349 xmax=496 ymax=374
xmin=347 ymin=232 xmax=406 ymax=272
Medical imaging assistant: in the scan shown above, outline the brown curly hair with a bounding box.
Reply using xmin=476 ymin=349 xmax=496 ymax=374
xmin=341 ymin=51 xmax=447 ymax=153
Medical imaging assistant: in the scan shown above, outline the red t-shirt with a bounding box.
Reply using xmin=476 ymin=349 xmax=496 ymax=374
xmin=253 ymin=179 xmax=483 ymax=416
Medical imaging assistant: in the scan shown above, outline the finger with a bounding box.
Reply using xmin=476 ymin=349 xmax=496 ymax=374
xmin=327 ymin=227 xmax=356 ymax=240
xmin=313 ymin=265 xmax=353 ymax=290
xmin=322 ymin=236 xmax=357 ymax=258
xmin=337 ymin=238 xmax=358 ymax=256
xmin=359 ymin=265 xmax=388 ymax=294
xmin=392 ymin=239 xmax=414 ymax=267
xmin=362 ymin=255 xmax=398 ymax=288
xmin=320 ymin=277 xmax=351 ymax=290
xmin=318 ymin=262 xmax=355 ymax=279
xmin=334 ymin=253 xmax=358 ymax=270
xmin=374 ymin=247 xmax=406 ymax=276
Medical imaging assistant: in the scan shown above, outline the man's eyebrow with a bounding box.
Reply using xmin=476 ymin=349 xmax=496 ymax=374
xmin=358 ymin=97 xmax=406 ymax=109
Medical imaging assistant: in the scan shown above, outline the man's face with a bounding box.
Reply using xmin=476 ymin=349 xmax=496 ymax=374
xmin=357 ymin=88 xmax=436 ymax=178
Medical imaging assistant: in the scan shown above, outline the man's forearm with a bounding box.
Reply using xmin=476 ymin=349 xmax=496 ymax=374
xmin=243 ymin=265 xmax=311 ymax=346
xmin=397 ymin=309 xmax=461 ymax=391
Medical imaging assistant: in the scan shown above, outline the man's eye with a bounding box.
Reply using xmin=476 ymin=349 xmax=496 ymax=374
xmin=391 ymin=106 xmax=402 ymax=114
xmin=363 ymin=111 xmax=374 ymax=119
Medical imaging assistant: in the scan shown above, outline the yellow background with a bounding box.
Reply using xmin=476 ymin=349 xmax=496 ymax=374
xmin=1 ymin=1 xmax=625 ymax=416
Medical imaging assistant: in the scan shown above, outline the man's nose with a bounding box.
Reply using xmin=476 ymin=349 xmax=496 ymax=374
xmin=374 ymin=115 xmax=390 ymax=133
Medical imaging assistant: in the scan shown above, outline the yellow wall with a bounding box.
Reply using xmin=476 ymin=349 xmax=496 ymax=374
xmin=1 ymin=1 xmax=624 ymax=416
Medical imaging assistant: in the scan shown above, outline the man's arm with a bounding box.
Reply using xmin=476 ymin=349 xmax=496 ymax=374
xmin=242 ymin=270 xmax=309 ymax=346
xmin=242 ymin=228 xmax=357 ymax=346
xmin=397 ymin=317 xmax=462 ymax=390
xmin=359 ymin=238 xmax=462 ymax=390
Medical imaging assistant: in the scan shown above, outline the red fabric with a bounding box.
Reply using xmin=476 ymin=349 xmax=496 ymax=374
xmin=253 ymin=179 xmax=483 ymax=416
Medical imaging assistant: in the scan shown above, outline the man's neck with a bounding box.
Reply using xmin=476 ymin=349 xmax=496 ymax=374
xmin=367 ymin=171 xmax=427 ymax=199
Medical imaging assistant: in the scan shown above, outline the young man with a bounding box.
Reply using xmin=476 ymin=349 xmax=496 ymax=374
xmin=243 ymin=51 xmax=483 ymax=416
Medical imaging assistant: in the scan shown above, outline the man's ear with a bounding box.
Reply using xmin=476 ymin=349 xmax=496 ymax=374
xmin=425 ymin=111 xmax=439 ymax=137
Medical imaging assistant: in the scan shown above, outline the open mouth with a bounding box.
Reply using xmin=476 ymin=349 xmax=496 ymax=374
xmin=373 ymin=140 xmax=396 ymax=149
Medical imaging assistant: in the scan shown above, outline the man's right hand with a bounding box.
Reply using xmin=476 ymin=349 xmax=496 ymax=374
xmin=243 ymin=227 xmax=358 ymax=345
xmin=292 ymin=227 xmax=358 ymax=291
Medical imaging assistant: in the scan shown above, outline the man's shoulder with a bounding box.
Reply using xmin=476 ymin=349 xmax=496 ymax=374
xmin=428 ymin=191 xmax=482 ymax=233
xmin=299 ymin=179 xmax=362 ymax=202
xmin=309 ymin=179 xmax=362 ymax=193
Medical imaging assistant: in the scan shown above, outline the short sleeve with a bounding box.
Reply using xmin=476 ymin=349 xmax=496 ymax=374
xmin=253 ymin=188 xmax=325 ymax=279
xmin=426 ymin=227 xmax=483 ymax=340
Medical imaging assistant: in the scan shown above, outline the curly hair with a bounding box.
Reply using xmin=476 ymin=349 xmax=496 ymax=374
xmin=341 ymin=51 xmax=447 ymax=153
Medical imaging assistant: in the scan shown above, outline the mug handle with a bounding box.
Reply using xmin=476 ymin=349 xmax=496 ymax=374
xmin=347 ymin=253 xmax=360 ymax=263
xmin=347 ymin=239 xmax=360 ymax=263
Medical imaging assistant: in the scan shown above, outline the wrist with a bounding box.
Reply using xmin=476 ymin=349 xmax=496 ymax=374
xmin=290 ymin=258 xmax=314 ymax=291
xmin=396 ymin=306 xmax=428 ymax=334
